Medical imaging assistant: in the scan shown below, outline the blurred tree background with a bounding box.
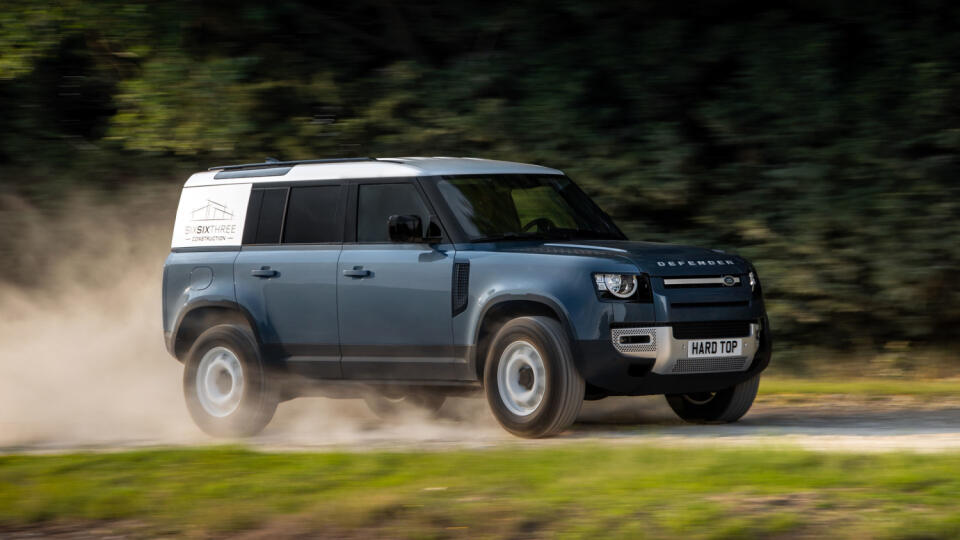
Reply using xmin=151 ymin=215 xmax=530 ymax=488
xmin=1 ymin=1 xmax=958 ymax=366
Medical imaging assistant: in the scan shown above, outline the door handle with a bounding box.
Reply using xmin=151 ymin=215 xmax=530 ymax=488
xmin=342 ymin=266 xmax=371 ymax=278
xmin=250 ymin=266 xmax=278 ymax=278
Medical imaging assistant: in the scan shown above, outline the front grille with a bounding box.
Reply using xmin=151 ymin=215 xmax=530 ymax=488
xmin=663 ymin=275 xmax=742 ymax=288
xmin=672 ymin=356 xmax=748 ymax=374
xmin=672 ymin=321 xmax=750 ymax=340
xmin=611 ymin=327 xmax=657 ymax=354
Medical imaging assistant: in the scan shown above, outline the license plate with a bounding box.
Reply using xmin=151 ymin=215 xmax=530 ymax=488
xmin=687 ymin=339 xmax=742 ymax=358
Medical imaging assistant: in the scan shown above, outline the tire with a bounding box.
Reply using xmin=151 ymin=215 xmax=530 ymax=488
xmin=363 ymin=391 xmax=446 ymax=419
xmin=183 ymin=324 xmax=278 ymax=437
xmin=483 ymin=316 xmax=584 ymax=438
xmin=665 ymin=374 xmax=761 ymax=423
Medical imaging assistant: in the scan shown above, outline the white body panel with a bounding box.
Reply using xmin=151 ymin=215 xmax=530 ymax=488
xmin=183 ymin=157 xmax=563 ymax=187
xmin=171 ymin=184 xmax=252 ymax=248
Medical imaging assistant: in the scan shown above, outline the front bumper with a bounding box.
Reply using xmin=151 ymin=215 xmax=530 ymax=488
xmin=610 ymin=322 xmax=761 ymax=375
xmin=573 ymin=317 xmax=771 ymax=396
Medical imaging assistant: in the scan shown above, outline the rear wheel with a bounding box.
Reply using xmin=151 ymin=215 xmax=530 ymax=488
xmin=484 ymin=316 xmax=584 ymax=438
xmin=183 ymin=324 xmax=278 ymax=437
xmin=665 ymin=374 xmax=760 ymax=423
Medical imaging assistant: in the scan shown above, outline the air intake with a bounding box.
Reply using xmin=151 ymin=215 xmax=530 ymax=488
xmin=452 ymin=262 xmax=470 ymax=316
xmin=672 ymin=356 xmax=748 ymax=374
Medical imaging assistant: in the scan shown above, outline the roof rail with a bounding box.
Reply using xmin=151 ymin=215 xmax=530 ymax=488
xmin=208 ymin=157 xmax=376 ymax=172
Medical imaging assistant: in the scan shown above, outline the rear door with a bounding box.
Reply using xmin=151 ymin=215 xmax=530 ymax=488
xmin=337 ymin=179 xmax=459 ymax=380
xmin=234 ymin=182 xmax=345 ymax=378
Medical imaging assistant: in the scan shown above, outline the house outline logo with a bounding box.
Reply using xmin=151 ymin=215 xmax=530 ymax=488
xmin=192 ymin=200 xmax=234 ymax=221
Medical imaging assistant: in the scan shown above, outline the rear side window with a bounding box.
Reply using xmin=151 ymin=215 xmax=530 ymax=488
xmin=283 ymin=185 xmax=342 ymax=244
xmin=243 ymin=187 xmax=287 ymax=244
xmin=357 ymin=183 xmax=431 ymax=243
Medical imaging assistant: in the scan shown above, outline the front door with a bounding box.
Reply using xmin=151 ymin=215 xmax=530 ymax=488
xmin=337 ymin=180 xmax=458 ymax=380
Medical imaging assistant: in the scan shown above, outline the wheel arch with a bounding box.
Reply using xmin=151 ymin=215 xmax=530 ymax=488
xmin=470 ymin=295 xmax=578 ymax=382
xmin=169 ymin=301 xmax=260 ymax=362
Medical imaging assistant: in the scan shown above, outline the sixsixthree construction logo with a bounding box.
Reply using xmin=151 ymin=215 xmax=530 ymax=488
xmin=184 ymin=200 xmax=239 ymax=242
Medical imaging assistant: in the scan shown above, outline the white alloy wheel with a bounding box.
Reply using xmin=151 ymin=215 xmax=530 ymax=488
xmin=196 ymin=346 xmax=245 ymax=417
xmin=497 ymin=340 xmax=547 ymax=416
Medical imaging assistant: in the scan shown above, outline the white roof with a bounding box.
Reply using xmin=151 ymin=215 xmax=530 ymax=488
xmin=183 ymin=157 xmax=563 ymax=187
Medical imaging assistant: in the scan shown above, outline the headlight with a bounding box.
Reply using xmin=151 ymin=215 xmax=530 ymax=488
xmin=748 ymin=271 xmax=756 ymax=292
xmin=594 ymin=273 xmax=639 ymax=299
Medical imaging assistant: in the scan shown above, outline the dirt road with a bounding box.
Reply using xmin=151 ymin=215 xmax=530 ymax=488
xmin=4 ymin=394 xmax=959 ymax=454
xmin=573 ymin=395 xmax=960 ymax=453
xmin=261 ymin=394 xmax=960 ymax=454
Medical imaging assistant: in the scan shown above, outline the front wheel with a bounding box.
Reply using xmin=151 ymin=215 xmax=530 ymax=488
xmin=484 ymin=316 xmax=584 ymax=438
xmin=183 ymin=324 xmax=278 ymax=437
xmin=665 ymin=374 xmax=761 ymax=423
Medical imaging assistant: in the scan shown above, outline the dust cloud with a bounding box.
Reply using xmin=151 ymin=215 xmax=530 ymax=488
xmin=0 ymin=187 xmax=505 ymax=451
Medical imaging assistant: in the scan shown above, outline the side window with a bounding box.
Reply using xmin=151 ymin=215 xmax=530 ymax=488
xmin=242 ymin=187 xmax=287 ymax=244
xmin=242 ymin=189 xmax=264 ymax=244
xmin=357 ymin=183 xmax=430 ymax=243
xmin=283 ymin=185 xmax=342 ymax=244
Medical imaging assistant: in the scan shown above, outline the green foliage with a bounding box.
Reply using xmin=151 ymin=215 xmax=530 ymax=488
xmin=0 ymin=2 xmax=958 ymax=355
xmin=0 ymin=2 xmax=64 ymax=79
xmin=109 ymin=56 xmax=258 ymax=154
xmin=761 ymin=377 xmax=960 ymax=396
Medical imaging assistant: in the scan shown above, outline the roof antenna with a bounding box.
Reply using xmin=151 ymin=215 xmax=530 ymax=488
xmin=264 ymin=157 xmax=280 ymax=164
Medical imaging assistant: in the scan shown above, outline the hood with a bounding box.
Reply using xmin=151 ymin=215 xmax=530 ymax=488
xmin=537 ymin=240 xmax=751 ymax=277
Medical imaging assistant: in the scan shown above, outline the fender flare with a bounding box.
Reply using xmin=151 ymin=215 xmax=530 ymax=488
xmin=168 ymin=300 xmax=262 ymax=360
xmin=467 ymin=293 xmax=580 ymax=379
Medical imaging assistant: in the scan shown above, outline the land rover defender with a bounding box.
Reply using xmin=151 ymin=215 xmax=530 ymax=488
xmin=163 ymin=157 xmax=771 ymax=438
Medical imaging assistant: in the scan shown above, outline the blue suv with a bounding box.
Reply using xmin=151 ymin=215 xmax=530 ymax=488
xmin=163 ymin=157 xmax=771 ymax=438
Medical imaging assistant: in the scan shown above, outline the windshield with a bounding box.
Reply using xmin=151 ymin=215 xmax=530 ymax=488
xmin=436 ymin=174 xmax=626 ymax=242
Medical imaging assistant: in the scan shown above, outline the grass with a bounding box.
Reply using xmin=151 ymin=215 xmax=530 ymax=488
xmin=3 ymin=446 xmax=960 ymax=538
xmin=760 ymin=376 xmax=960 ymax=397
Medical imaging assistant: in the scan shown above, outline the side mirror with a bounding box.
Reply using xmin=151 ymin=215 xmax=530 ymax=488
xmin=388 ymin=214 xmax=423 ymax=243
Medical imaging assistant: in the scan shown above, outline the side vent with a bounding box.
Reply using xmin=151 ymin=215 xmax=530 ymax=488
xmin=452 ymin=261 xmax=470 ymax=316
